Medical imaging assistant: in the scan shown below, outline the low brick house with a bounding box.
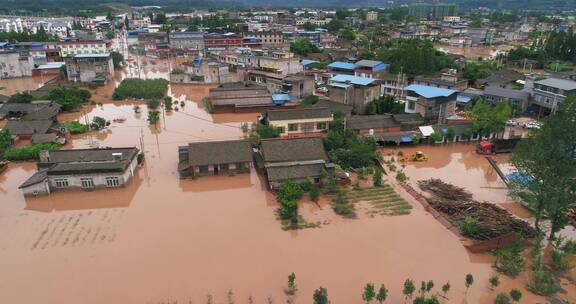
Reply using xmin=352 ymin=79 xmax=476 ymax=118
xmin=261 ymin=107 xmax=333 ymax=138
xmin=178 ymin=139 xmax=253 ymax=178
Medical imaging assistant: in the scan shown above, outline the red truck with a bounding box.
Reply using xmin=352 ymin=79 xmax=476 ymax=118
xmin=476 ymin=138 xmax=522 ymax=154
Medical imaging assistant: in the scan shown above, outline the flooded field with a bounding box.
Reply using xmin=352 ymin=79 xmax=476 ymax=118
xmin=0 ymin=59 xmax=574 ymax=304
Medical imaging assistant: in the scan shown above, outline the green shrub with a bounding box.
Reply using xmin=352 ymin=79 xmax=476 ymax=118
xmin=256 ymin=124 xmax=281 ymax=139
xmin=429 ymin=132 xmax=443 ymax=143
xmin=396 ymin=171 xmax=407 ymax=182
xmin=112 ymin=78 xmax=168 ymax=100
xmin=332 ymin=188 xmax=355 ymax=217
xmin=148 ymin=111 xmax=160 ymax=124
xmin=277 ymin=180 xmax=304 ymax=203
xmin=493 ymin=240 xmax=525 ymax=277
xmin=493 ymin=293 xmax=511 ymax=304
xmin=62 ymin=120 xmax=89 ymax=134
xmin=203 ymin=98 xmax=214 ymax=113
xmin=48 ymin=86 xmax=92 ymax=111
xmin=550 ymin=237 xmax=574 ymax=272
xmin=147 ymin=99 xmax=160 ymax=109
xmin=171 ymin=68 xmax=185 ymax=75
xmin=91 ymin=116 xmax=107 ymax=130
xmin=461 ymin=216 xmax=478 ymax=237
xmin=163 ymin=96 xmax=173 ymax=111
xmin=4 ymin=144 xmax=60 ymax=161
xmin=528 ymin=270 xmax=559 ymax=296
xmin=309 ymin=185 xmax=320 ymax=202
xmin=509 ymin=289 xmax=522 ymax=302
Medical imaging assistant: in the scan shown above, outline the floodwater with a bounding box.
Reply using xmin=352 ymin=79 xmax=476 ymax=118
xmin=1 ymin=59 xmax=574 ymax=304
xmin=0 ymin=75 xmax=56 ymax=96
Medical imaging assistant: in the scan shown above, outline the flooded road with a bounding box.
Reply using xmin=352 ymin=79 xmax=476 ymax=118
xmin=0 ymin=59 xmax=573 ymax=304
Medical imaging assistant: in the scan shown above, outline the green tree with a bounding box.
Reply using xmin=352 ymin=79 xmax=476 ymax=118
xmin=302 ymin=22 xmax=316 ymax=31
xmin=7 ymin=92 xmax=34 ymax=104
xmin=468 ymin=100 xmax=512 ymax=138
xmin=340 ymin=28 xmax=356 ymax=41
xmin=300 ymin=95 xmax=319 ymax=107
xmin=163 ymin=96 xmax=173 ymax=111
xmin=147 ymin=110 xmax=160 ymax=125
xmin=365 ymin=96 xmax=404 ymax=115
xmin=376 ymin=284 xmax=388 ymax=303
xmin=147 ymin=99 xmax=160 ymax=109
xmin=441 ymin=282 xmax=451 ymax=298
xmin=256 ymin=124 xmax=281 ymax=139
xmin=309 ymin=185 xmax=320 ymax=202
xmin=313 ymin=287 xmax=329 ymax=304
xmin=509 ymin=289 xmax=522 ymax=302
xmin=493 ymin=293 xmax=511 ymax=304
xmin=0 ymin=128 xmax=12 ymax=154
xmin=363 ymin=282 xmax=375 ymax=303
xmin=286 ymin=272 xmax=297 ymax=295
xmin=373 ymin=167 xmax=383 ymax=187
xmin=489 ymin=275 xmax=500 ymax=290
xmin=403 ymin=279 xmax=415 ymax=301
xmin=111 ymin=51 xmax=124 ymax=69
xmin=91 ymin=116 xmax=107 ymax=130
xmin=124 ymin=16 xmax=130 ymax=28
xmin=290 ymin=38 xmax=320 ymax=56
xmin=465 ymin=274 xmax=474 ymax=294
xmin=509 ymin=95 xmax=576 ymax=238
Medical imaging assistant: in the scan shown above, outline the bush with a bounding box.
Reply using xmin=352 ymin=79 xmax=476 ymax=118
xmin=309 ymin=185 xmax=320 ymax=202
xmin=171 ymin=68 xmax=185 ymax=75
xmin=396 ymin=171 xmax=407 ymax=182
xmin=164 ymin=96 xmax=173 ymax=111
xmin=62 ymin=120 xmax=89 ymax=134
xmin=203 ymin=98 xmax=214 ymax=113
xmin=256 ymin=124 xmax=281 ymax=139
xmin=550 ymin=237 xmax=574 ymax=272
xmin=0 ymin=128 xmax=12 ymax=154
xmin=509 ymin=289 xmax=522 ymax=302
xmin=112 ymin=78 xmax=168 ymax=100
xmin=91 ymin=116 xmax=107 ymax=130
xmin=461 ymin=216 xmax=478 ymax=237
xmin=493 ymin=239 xmax=525 ymax=277
xmin=4 ymin=144 xmax=60 ymax=161
xmin=493 ymin=293 xmax=511 ymax=304
xmin=429 ymin=132 xmax=443 ymax=143
xmin=300 ymin=95 xmax=319 ymax=107
xmin=7 ymin=92 xmax=34 ymax=103
xmin=148 ymin=111 xmax=160 ymax=124
xmin=528 ymin=270 xmax=559 ymax=296
xmin=373 ymin=167 xmax=383 ymax=186
xmin=277 ymin=180 xmax=304 ymax=203
xmin=111 ymin=51 xmax=124 ymax=69
xmin=48 ymin=86 xmax=92 ymax=111
xmin=147 ymin=99 xmax=160 ymax=109
xmin=332 ymin=188 xmax=355 ymax=217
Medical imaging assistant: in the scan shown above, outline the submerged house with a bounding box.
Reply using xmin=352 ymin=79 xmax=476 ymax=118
xmin=258 ymin=137 xmax=334 ymax=190
xmin=19 ymin=147 xmax=140 ymax=196
xmin=260 ymin=107 xmax=333 ymax=138
xmin=178 ymin=139 xmax=253 ymax=178
xmin=208 ymin=83 xmax=279 ymax=112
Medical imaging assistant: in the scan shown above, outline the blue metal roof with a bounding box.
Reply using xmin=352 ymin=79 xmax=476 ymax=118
xmin=272 ymin=94 xmax=292 ymax=105
xmin=401 ymin=136 xmax=413 ymax=143
xmin=405 ymin=84 xmax=456 ymax=99
xmin=330 ymin=74 xmax=376 ymax=86
xmin=328 ymin=61 xmax=357 ymax=71
xmin=301 ymin=59 xmax=319 ymax=68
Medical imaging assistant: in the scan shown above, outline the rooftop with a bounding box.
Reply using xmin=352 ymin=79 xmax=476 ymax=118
xmin=266 ymin=107 xmax=332 ymax=121
xmin=535 ymin=78 xmax=576 ymax=91
xmin=405 ymin=84 xmax=456 ymax=99
xmin=327 ymin=61 xmax=357 ymax=71
xmin=484 ymin=86 xmax=529 ymax=100
xmin=347 ymin=115 xmax=398 ymax=130
xmin=4 ymin=120 xmax=53 ymax=136
xmin=186 ymin=139 xmax=253 ymax=166
xmin=261 ymin=137 xmax=328 ymax=163
xmin=330 ymin=74 xmax=377 ymax=86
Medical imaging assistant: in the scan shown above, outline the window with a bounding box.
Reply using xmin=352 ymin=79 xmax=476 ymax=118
xmin=81 ymin=178 xmax=94 ymax=189
xmin=316 ymin=122 xmax=327 ymax=130
xmin=199 ymin=165 xmax=208 ymax=173
xmin=277 ymin=127 xmax=286 ymax=134
xmin=236 ymin=162 xmax=246 ymax=170
xmin=54 ymin=179 xmax=69 ymax=188
xmin=106 ymin=177 xmax=120 ymax=187
xmin=288 ymin=124 xmax=298 ymax=131
xmin=407 ymin=101 xmax=416 ymax=110
xmin=220 ymin=164 xmax=229 ymax=171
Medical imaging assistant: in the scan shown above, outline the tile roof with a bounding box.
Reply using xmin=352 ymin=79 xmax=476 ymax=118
xmin=31 ymin=133 xmax=59 ymax=144
xmin=266 ymin=163 xmax=326 ymax=182
xmin=347 ymin=115 xmax=399 ymax=130
xmin=484 ymin=86 xmax=529 ymax=101
xmin=405 ymin=84 xmax=456 ymax=98
xmin=330 ymin=74 xmax=377 ymax=86
xmin=261 ymin=137 xmax=328 ymax=163
xmin=5 ymin=120 xmax=53 ymax=136
xmin=355 ymin=60 xmax=383 ymax=68
xmin=45 ymin=147 xmax=138 ymax=164
xmin=19 ymin=170 xmax=48 ymax=188
xmin=187 ymin=139 xmax=253 ymax=166
xmin=266 ymin=107 xmax=332 ymax=121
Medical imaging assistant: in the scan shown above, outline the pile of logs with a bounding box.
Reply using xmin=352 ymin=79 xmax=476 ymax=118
xmin=418 ymin=179 xmax=536 ymax=240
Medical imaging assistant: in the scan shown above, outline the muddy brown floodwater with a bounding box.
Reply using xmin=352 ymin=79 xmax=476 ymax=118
xmin=0 ymin=59 xmax=574 ymax=304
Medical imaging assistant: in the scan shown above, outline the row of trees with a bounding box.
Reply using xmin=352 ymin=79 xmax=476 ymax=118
xmin=508 ymin=29 xmax=576 ymax=65
xmin=0 ymin=26 xmax=55 ymax=43
xmin=7 ymin=86 xmax=92 ymax=111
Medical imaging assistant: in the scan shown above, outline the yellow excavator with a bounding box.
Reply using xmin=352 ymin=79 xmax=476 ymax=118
xmin=397 ymin=151 xmax=428 ymax=162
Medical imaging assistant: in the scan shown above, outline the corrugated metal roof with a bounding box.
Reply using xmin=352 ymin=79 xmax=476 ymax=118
xmin=301 ymin=59 xmax=319 ymax=67
xmin=535 ymin=78 xmax=576 ymax=91
xmin=330 ymin=74 xmax=377 ymax=86
xmin=74 ymin=53 xmax=110 ymax=58
xmin=405 ymin=84 xmax=456 ymax=98
xmin=327 ymin=61 xmax=357 ymax=71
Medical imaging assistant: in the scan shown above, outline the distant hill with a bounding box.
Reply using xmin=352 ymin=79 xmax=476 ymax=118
xmin=1 ymin=0 xmax=575 ymax=12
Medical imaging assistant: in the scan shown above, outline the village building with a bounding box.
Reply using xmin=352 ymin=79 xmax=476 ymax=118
xmin=413 ymin=69 xmax=468 ymax=91
xmin=64 ymin=53 xmax=114 ymax=83
xmin=327 ymin=61 xmax=357 ymax=76
xmin=243 ymin=31 xmax=284 ymax=47
xmin=169 ymin=31 xmax=204 ymax=54
xmin=58 ymin=40 xmax=108 ymax=57
xmin=137 ymin=32 xmax=169 ymax=56
xmin=245 ymin=69 xmax=314 ymax=98
xmin=346 ymin=115 xmax=401 ymax=136
xmin=531 ymin=77 xmax=576 ymax=114
xmin=204 ymin=33 xmax=244 ymax=50
xmin=329 ymin=75 xmax=380 ymax=113
xmin=0 ymin=102 xmax=61 ymax=121
xmin=19 ymin=147 xmax=140 ymax=196
xmin=404 ymin=84 xmax=457 ymax=123
xmin=354 ymin=60 xmax=389 ymax=79
xmin=178 ymin=139 xmax=253 ymax=178
xmin=0 ymin=49 xmax=34 ymax=78
xmin=260 ymin=107 xmax=333 ymax=138
xmin=171 ymin=59 xmax=232 ymax=84
xmin=208 ymin=82 xmax=281 ymax=112
xmin=258 ymin=137 xmax=334 ymax=190
xmin=483 ymin=86 xmax=530 ymax=113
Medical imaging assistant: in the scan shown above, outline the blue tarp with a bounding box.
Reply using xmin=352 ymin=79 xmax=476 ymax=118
xmin=401 ymin=136 xmax=413 ymax=143
xmin=272 ymin=94 xmax=292 ymax=105
xmin=506 ymin=172 xmax=534 ymax=186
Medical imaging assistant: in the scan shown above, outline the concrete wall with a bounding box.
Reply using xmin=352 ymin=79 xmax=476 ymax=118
xmin=0 ymin=52 xmax=34 ymax=78
xmin=269 ymin=116 xmax=333 ymax=137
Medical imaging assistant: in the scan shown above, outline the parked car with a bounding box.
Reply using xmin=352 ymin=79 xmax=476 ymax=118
xmin=506 ymin=119 xmax=518 ymax=126
xmin=524 ymin=122 xmax=542 ymax=129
